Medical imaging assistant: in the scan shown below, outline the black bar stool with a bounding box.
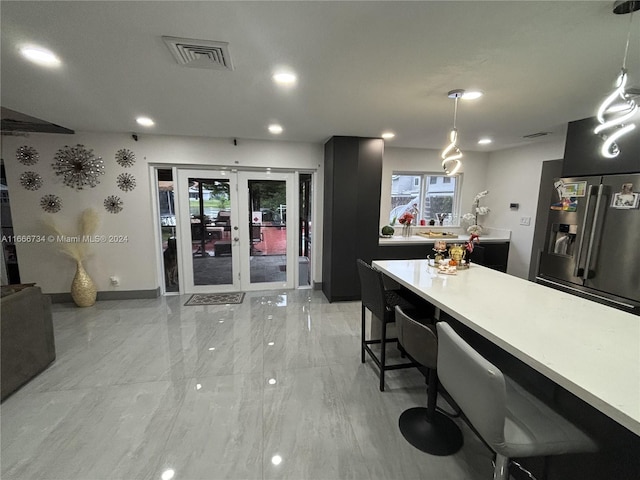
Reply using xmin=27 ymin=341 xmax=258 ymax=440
xmin=395 ymin=306 xmax=463 ymax=456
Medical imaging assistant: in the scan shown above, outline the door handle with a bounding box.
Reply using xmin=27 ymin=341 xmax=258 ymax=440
xmin=583 ymin=184 xmax=604 ymax=281
xmin=573 ymin=185 xmax=594 ymax=278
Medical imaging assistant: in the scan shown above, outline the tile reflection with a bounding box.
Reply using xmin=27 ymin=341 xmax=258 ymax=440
xmin=1 ymin=290 xmax=491 ymax=480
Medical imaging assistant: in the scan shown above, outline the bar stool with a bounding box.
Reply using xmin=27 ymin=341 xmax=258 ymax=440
xmin=356 ymin=259 xmax=417 ymax=391
xmin=436 ymin=322 xmax=598 ymax=480
xmin=395 ymin=306 xmax=462 ymax=456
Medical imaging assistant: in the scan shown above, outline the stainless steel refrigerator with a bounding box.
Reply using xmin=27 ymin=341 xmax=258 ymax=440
xmin=536 ymin=173 xmax=640 ymax=315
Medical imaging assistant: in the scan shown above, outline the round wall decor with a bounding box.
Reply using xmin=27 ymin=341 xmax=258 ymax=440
xmin=116 ymin=172 xmax=136 ymax=191
xmin=104 ymin=195 xmax=123 ymax=214
xmin=115 ymin=148 xmax=135 ymax=168
xmin=52 ymin=144 xmax=105 ymax=190
xmin=19 ymin=171 xmax=43 ymax=191
xmin=40 ymin=194 xmax=62 ymax=213
xmin=16 ymin=146 xmax=39 ymax=165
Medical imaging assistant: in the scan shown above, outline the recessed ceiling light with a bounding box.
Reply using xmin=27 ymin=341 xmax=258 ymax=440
xmin=478 ymin=138 xmax=492 ymax=145
xmin=268 ymin=124 xmax=283 ymax=134
xmin=273 ymin=71 xmax=297 ymax=86
xmin=20 ymin=46 xmax=61 ymax=67
xmin=462 ymin=91 xmax=483 ymax=100
xmin=136 ymin=116 xmax=155 ymax=127
xmin=381 ymin=132 xmax=395 ymax=140
xmin=271 ymin=455 xmax=283 ymax=466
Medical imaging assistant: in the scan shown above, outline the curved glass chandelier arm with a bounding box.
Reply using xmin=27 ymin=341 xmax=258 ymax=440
xmin=600 ymin=123 xmax=636 ymax=158
xmin=441 ymin=93 xmax=464 ymax=176
xmin=594 ymin=69 xmax=638 ymax=157
xmin=594 ymin=5 xmax=638 ymax=158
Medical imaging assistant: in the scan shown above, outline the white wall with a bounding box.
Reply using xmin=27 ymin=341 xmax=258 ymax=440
xmin=380 ymin=146 xmax=490 ymax=227
xmin=381 ymin=141 xmax=568 ymax=280
xmin=3 ymin=129 xmax=567 ymax=294
xmin=1 ymin=132 xmax=323 ymax=294
xmin=484 ymin=139 xmax=566 ymax=278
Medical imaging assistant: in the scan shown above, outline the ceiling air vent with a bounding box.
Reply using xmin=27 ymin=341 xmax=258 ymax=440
xmin=162 ymin=36 xmax=234 ymax=71
xmin=522 ymin=132 xmax=550 ymax=139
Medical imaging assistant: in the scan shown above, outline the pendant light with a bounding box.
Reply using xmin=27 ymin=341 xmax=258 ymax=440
xmin=594 ymin=0 xmax=640 ymax=158
xmin=441 ymin=89 xmax=464 ymax=176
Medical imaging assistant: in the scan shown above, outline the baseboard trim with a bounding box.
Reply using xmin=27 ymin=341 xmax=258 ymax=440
xmin=48 ymin=288 xmax=161 ymax=303
xmin=313 ymin=281 xmax=323 ymax=290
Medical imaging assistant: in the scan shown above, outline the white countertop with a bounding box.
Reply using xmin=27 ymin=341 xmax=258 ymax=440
xmin=379 ymin=227 xmax=511 ymax=245
xmin=372 ymin=259 xmax=640 ymax=436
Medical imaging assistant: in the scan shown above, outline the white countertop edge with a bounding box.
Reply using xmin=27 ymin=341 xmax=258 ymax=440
xmin=379 ymin=234 xmax=510 ymax=245
xmin=379 ymin=227 xmax=510 ymax=245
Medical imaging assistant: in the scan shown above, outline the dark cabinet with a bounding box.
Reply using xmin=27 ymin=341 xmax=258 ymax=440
xmin=562 ymin=117 xmax=640 ymax=177
xmin=322 ymin=136 xmax=384 ymax=302
xmin=467 ymin=242 xmax=510 ymax=272
xmin=376 ymin=242 xmax=510 ymax=273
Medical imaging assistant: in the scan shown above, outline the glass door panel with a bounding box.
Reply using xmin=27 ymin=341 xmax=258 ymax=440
xmin=156 ymin=169 xmax=179 ymax=293
xmin=238 ymin=172 xmax=295 ymax=291
xmin=177 ymin=169 xmax=240 ymax=293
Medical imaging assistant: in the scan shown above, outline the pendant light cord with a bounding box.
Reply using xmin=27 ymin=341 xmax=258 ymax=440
xmin=622 ymin=8 xmax=634 ymax=69
xmin=452 ymin=96 xmax=459 ymax=129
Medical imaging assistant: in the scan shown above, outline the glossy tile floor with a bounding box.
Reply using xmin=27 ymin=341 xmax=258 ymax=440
xmin=1 ymin=290 xmax=493 ymax=480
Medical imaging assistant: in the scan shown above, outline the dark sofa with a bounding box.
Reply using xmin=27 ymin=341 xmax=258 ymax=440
xmin=1 ymin=286 xmax=56 ymax=401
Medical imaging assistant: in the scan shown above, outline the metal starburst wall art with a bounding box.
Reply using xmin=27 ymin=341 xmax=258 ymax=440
xmin=20 ymin=171 xmax=43 ymax=191
xmin=52 ymin=144 xmax=105 ymax=190
xmin=115 ymin=148 xmax=136 ymax=168
xmin=16 ymin=145 xmax=39 ymax=165
xmin=40 ymin=194 xmax=62 ymax=213
xmin=104 ymin=195 xmax=123 ymax=214
xmin=116 ymin=172 xmax=136 ymax=191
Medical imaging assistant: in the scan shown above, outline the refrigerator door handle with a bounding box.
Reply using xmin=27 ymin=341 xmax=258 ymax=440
xmin=573 ymin=184 xmax=595 ymax=278
xmin=583 ymin=184 xmax=604 ymax=281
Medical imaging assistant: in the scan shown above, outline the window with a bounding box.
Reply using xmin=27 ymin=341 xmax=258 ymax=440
xmin=389 ymin=173 xmax=461 ymax=225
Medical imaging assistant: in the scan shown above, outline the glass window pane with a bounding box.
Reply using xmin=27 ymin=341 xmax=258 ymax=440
xmin=247 ymin=179 xmax=287 ymax=284
xmin=188 ymin=177 xmax=233 ymax=286
xmin=390 ymin=174 xmax=421 ymax=223
xmin=390 ymin=172 xmax=460 ymax=226
xmin=424 ymin=176 xmax=456 ymax=225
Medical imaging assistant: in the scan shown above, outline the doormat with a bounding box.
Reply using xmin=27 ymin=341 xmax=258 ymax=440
xmin=185 ymin=292 xmax=245 ymax=306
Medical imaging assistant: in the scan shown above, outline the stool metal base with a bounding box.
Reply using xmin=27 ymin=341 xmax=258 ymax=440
xmin=399 ymin=407 xmax=463 ymax=456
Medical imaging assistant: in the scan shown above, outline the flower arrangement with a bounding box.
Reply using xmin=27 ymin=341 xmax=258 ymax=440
xmin=398 ymin=203 xmax=419 ymax=237
xmin=44 ymin=208 xmax=100 ymax=263
xmin=398 ymin=203 xmax=419 ymax=226
xmin=462 ymin=190 xmax=489 ymax=235
xmin=44 ymin=209 xmax=100 ymax=307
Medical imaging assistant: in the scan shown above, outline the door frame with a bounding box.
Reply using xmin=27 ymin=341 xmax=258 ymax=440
xmin=176 ymin=168 xmax=242 ymax=294
xmin=237 ymin=171 xmax=296 ymax=291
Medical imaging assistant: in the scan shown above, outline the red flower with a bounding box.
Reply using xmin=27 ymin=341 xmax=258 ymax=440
xmin=398 ymin=212 xmax=415 ymax=225
xmin=465 ymin=233 xmax=480 ymax=253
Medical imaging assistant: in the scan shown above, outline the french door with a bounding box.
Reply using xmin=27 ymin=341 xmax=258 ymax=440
xmin=177 ymin=169 xmax=296 ymax=293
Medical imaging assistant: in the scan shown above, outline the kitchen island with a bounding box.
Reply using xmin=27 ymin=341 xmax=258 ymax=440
xmin=372 ymin=259 xmax=640 ymax=437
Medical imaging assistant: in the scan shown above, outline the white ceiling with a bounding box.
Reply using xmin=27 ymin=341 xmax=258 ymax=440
xmin=2 ymin=1 xmax=640 ymax=152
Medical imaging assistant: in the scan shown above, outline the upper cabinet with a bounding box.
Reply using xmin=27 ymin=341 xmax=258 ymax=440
xmin=562 ymin=117 xmax=640 ymax=177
